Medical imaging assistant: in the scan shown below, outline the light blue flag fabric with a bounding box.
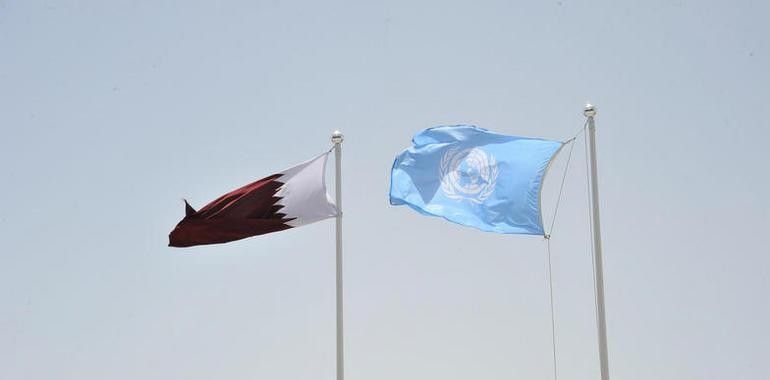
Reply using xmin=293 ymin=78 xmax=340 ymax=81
xmin=389 ymin=125 xmax=563 ymax=235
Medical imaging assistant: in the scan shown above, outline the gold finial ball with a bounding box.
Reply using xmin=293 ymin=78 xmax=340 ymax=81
xmin=584 ymin=103 xmax=597 ymax=117
xmin=331 ymin=130 xmax=344 ymax=144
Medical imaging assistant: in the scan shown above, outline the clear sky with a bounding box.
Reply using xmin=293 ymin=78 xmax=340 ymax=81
xmin=1 ymin=1 xmax=768 ymax=379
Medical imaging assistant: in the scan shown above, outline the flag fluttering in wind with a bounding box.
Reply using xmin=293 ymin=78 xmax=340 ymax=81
xmin=389 ymin=125 xmax=563 ymax=235
xmin=169 ymin=151 xmax=337 ymax=247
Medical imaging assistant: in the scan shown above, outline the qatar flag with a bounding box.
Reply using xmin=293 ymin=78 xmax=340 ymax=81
xmin=169 ymin=151 xmax=337 ymax=247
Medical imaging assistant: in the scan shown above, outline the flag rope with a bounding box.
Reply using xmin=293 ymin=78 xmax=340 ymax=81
xmin=545 ymin=238 xmax=559 ymax=380
xmin=547 ymin=129 xmax=580 ymax=238
xmin=541 ymin=122 xmax=587 ymax=380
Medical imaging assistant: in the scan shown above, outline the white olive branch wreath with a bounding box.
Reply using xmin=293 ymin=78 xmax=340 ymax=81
xmin=439 ymin=147 xmax=499 ymax=203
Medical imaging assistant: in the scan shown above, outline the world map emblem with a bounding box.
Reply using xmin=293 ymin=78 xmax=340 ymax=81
xmin=439 ymin=147 xmax=499 ymax=203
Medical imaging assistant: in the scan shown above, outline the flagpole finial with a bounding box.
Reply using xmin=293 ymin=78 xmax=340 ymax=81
xmin=332 ymin=130 xmax=344 ymax=144
xmin=584 ymin=103 xmax=597 ymax=117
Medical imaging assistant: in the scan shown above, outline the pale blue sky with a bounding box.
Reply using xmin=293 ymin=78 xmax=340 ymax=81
xmin=1 ymin=1 xmax=768 ymax=379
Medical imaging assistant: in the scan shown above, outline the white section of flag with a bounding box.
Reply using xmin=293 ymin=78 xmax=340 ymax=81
xmin=276 ymin=151 xmax=338 ymax=227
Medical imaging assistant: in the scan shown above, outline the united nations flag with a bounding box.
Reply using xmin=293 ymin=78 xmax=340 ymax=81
xmin=389 ymin=125 xmax=563 ymax=235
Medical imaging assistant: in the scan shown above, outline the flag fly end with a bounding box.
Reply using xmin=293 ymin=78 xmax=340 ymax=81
xmin=183 ymin=200 xmax=196 ymax=217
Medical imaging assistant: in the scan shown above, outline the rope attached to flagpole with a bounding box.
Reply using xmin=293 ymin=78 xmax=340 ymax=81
xmin=541 ymin=123 xmax=585 ymax=380
xmin=545 ymin=238 xmax=558 ymax=380
xmin=547 ymin=129 xmax=580 ymax=237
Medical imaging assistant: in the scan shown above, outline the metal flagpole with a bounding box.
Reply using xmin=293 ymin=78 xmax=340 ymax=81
xmin=583 ymin=104 xmax=610 ymax=380
xmin=331 ymin=130 xmax=345 ymax=380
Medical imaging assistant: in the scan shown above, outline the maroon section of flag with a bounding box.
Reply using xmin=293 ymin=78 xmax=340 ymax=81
xmin=169 ymin=152 xmax=337 ymax=247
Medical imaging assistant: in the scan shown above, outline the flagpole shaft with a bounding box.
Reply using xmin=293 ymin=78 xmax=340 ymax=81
xmin=331 ymin=131 xmax=344 ymax=380
xmin=584 ymin=105 xmax=610 ymax=380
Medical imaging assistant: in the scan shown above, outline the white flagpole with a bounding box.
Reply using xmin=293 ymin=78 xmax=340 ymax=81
xmin=331 ymin=131 xmax=345 ymax=380
xmin=584 ymin=104 xmax=610 ymax=380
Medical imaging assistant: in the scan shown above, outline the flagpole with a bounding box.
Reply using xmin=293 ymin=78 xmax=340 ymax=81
xmin=584 ymin=104 xmax=610 ymax=380
xmin=331 ymin=130 xmax=345 ymax=380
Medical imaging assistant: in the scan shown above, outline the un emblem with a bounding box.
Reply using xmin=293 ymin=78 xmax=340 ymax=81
xmin=439 ymin=147 xmax=499 ymax=203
